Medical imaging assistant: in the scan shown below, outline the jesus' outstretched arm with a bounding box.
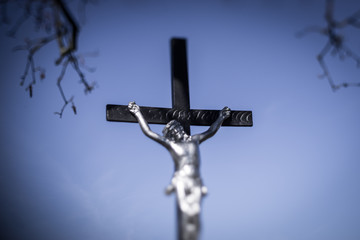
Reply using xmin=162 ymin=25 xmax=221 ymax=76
xmin=192 ymin=106 xmax=231 ymax=144
xmin=128 ymin=101 xmax=169 ymax=147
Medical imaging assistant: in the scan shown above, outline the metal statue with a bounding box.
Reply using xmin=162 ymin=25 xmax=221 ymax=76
xmin=128 ymin=101 xmax=231 ymax=240
xmin=107 ymin=38 xmax=252 ymax=240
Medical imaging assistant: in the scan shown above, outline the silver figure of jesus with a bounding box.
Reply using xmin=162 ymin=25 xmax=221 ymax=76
xmin=128 ymin=102 xmax=231 ymax=240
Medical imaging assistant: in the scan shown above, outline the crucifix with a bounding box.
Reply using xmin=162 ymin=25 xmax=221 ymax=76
xmin=106 ymin=38 xmax=253 ymax=240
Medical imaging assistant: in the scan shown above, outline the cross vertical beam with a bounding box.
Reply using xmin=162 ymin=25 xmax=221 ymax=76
xmin=171 ymin=38 xmax=191 ymax=240
xmin=171 ymin=38 xmax=191 ymax=134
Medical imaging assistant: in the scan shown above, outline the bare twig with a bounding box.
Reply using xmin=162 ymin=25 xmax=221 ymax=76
xmin=3 ymin=0 xmax=96 ymax=117
xmin=70 ymin=54 xmax=94 ymax=93
xmin=297 ymin=0 xmax=360 ymax=91
xmin=54 ymin=59 xmax=75 ymax=118
xmin=53 ymin=53 xmax=94 ymax=117
xmin=13 ymin=35 xmax=58 ymax=97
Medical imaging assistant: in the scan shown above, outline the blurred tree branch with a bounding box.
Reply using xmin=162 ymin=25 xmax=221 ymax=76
xmin=1 ymin=0 xmax=96 ymax=117
xmin=297 ymin=0 xmax=360 ymax=91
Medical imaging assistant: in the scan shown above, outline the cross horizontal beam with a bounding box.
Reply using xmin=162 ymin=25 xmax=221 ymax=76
xmin=106 ymin=104 xmax=253 ymax=127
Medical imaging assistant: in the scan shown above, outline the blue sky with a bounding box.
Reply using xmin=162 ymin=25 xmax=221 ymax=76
xmin=1 ymin=0 xmax=360 ymax=239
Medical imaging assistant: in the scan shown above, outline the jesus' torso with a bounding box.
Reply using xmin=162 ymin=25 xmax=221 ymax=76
xmin=168 ymin=139 xmax=201 ymax=177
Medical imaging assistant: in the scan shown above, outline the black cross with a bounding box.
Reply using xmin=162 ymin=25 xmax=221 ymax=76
xmin=106 ymin=38 xmax=253 ymax=134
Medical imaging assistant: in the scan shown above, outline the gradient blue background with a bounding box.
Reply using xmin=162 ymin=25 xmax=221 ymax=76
xmin=1 ymin=0 xmax=360 ymax=239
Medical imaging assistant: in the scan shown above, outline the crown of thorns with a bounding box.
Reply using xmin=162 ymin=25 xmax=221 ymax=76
xmin=162 ymin=120 xmax=184 ymax=136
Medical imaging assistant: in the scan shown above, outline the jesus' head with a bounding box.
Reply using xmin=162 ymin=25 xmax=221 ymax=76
xmin=162 ymin=120 xmax=187 ymax=142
